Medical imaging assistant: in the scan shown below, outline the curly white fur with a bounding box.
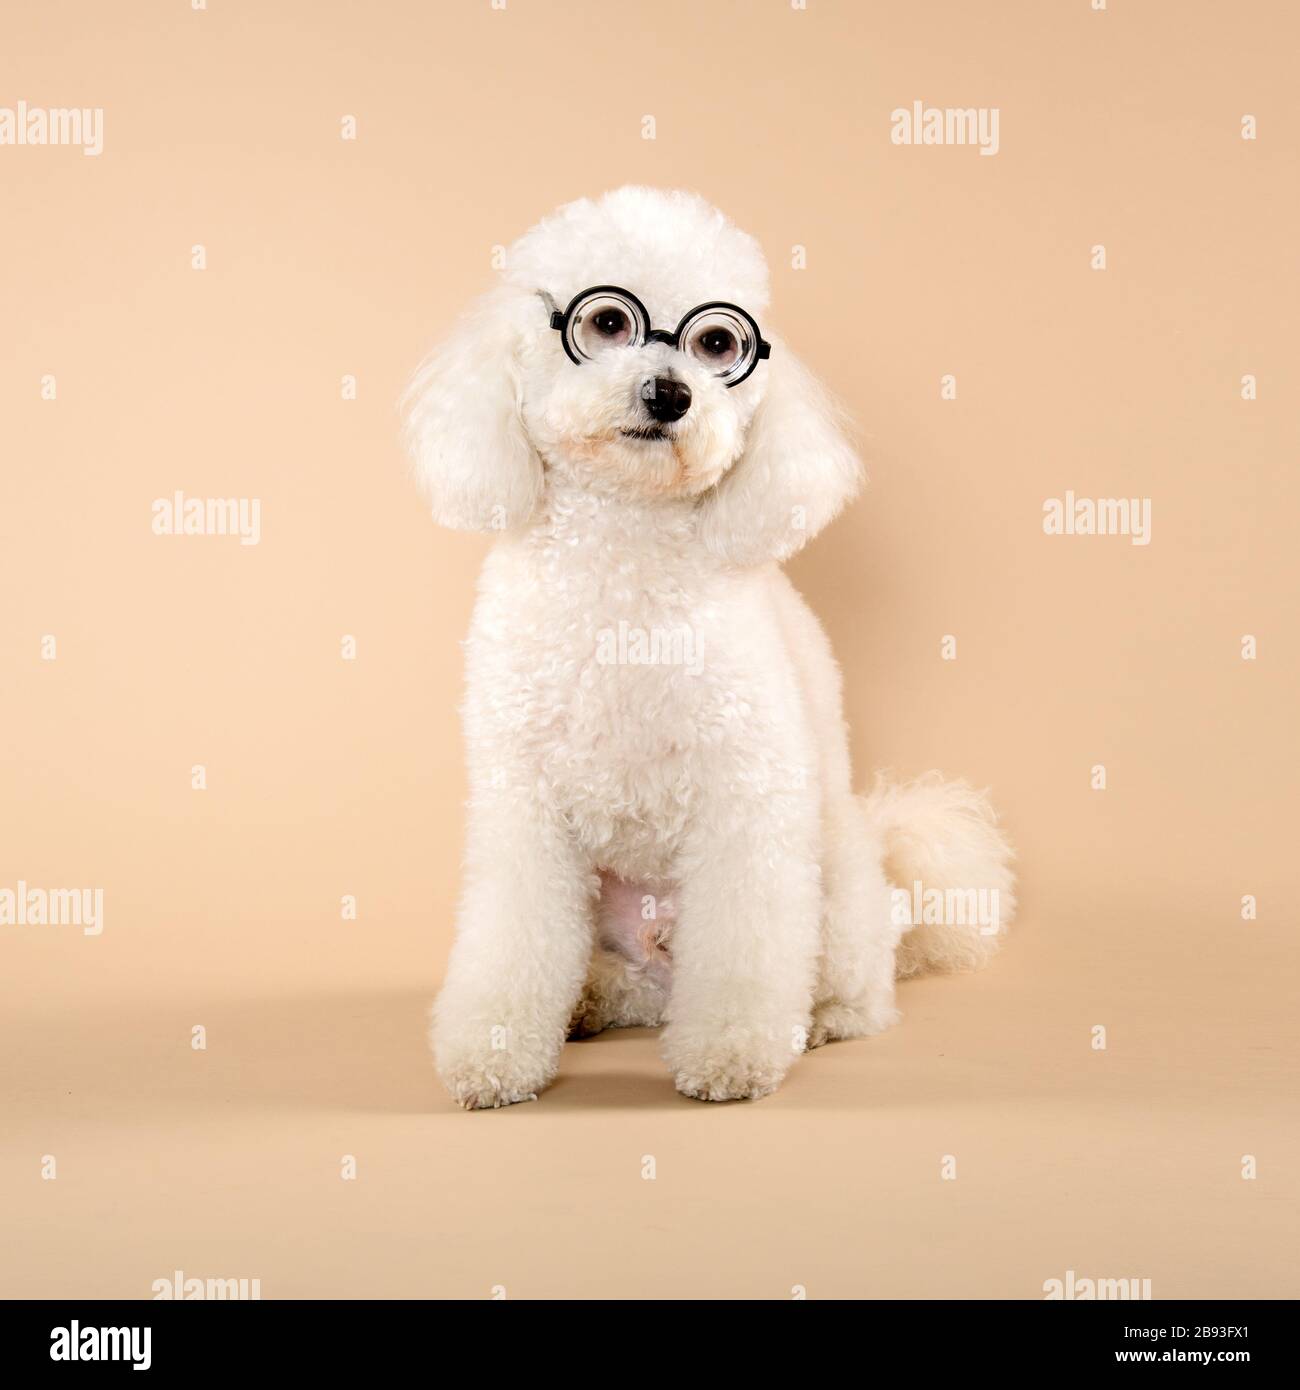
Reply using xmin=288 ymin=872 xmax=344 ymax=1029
xmin=404 ymin=186 xmax=1016 ymax=1107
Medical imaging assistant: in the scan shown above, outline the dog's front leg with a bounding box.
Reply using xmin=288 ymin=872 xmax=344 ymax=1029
xmin=661 ymin=795 xmax=821 ymax=1102
xmin=431 ymin=798 xmax=593 ymax=1109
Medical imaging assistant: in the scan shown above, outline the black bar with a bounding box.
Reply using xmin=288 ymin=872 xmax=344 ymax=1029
xmin=0 ymin=1298 xmax=1287 ymax=1374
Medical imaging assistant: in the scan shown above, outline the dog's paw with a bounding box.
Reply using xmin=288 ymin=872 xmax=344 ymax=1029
xmin=566 ymin=991 xmax=608 ymax=1041
xmin=434 ymin=1038 xmax=555 ymax=1110
xmin=451 ymin=1079 xmax=538 ymax=1110
xmin=441 ymin=1063 xmax=542 ymax=1110
xmin=673 ymin=1063 xmax=781 ymax=1103
xmin=807 ymin=998 xmax=900 ymax=1049
xmin=663 ymin=1025 xmax=797 ymax=1102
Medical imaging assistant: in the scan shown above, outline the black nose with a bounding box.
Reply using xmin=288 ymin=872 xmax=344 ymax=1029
xmin=642 ymin=376 xmax=692 ymax=423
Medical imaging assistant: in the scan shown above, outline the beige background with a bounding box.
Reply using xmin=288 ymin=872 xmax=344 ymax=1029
xmin=1 ymin=0 xmax=1296 ymax=1299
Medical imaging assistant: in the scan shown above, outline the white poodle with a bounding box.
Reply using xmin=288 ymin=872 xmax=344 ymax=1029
xmin=404 ymin=186 xmax=1015 ymax=1107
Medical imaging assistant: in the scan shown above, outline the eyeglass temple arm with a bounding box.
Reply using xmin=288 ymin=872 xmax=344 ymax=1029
xmin=536 ymin=289 xmax=565 ymax=329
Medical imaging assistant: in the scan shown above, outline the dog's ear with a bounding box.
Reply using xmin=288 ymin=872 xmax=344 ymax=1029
xmin=697 ymin=343 xmax=862 ymax=566
xmin=402 ymin=287 xmax=543 ymax=532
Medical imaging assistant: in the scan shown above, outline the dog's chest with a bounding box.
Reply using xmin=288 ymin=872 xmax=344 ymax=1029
xmin=529 ymin=579 xmax=708 ymax=876
xmin=473 ymin=499 xmax=731 ymax=876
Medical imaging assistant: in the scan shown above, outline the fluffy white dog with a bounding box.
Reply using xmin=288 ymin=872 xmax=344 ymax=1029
xmin=405 ymin=186 xmax=1015 ymax=1107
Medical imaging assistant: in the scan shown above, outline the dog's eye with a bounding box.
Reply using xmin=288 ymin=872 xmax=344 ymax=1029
xmin=697 ymin=328 xmax=735 ymax=359
xmin=686 ymin=319 xmax=741 ymax=372
xmin=574 ymin=296 xmax=639 ymax=355
xmin=593 ymin=309 xmax=628 ymax=338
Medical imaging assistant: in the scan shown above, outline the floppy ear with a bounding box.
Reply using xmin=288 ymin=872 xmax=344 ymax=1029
xmin=697 ymin=343 xmax=863 ymax=567
xmin=402 ymin=287 xmax=543 ymax=532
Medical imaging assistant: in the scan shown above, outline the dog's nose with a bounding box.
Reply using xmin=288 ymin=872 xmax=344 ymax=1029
xmin=642 ymin=376 xmax=692 ymax=423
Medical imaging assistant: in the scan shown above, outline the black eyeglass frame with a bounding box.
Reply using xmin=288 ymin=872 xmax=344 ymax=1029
xmin=540 ymin=285 xmax=772 ymax=387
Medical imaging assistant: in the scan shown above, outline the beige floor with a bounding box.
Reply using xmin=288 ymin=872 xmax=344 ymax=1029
xmin=3 ymin=885 xmax=1295 ymax=1301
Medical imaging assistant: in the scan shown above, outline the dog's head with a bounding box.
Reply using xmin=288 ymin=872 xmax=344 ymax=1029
xmin=404 ymin=186 xmax=860 ymax=565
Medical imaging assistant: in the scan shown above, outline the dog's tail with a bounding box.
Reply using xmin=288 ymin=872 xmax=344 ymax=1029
xmin=861 ymin=773 xmax=1016 ymax=979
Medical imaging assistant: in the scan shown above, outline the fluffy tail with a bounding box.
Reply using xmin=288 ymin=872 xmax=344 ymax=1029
xmin=862 ymin=773 xmax=1017 ymax=979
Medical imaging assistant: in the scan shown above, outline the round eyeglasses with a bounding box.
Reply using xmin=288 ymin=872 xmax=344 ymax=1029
xmin=540 ymin=285 xmax=771 ymax=387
